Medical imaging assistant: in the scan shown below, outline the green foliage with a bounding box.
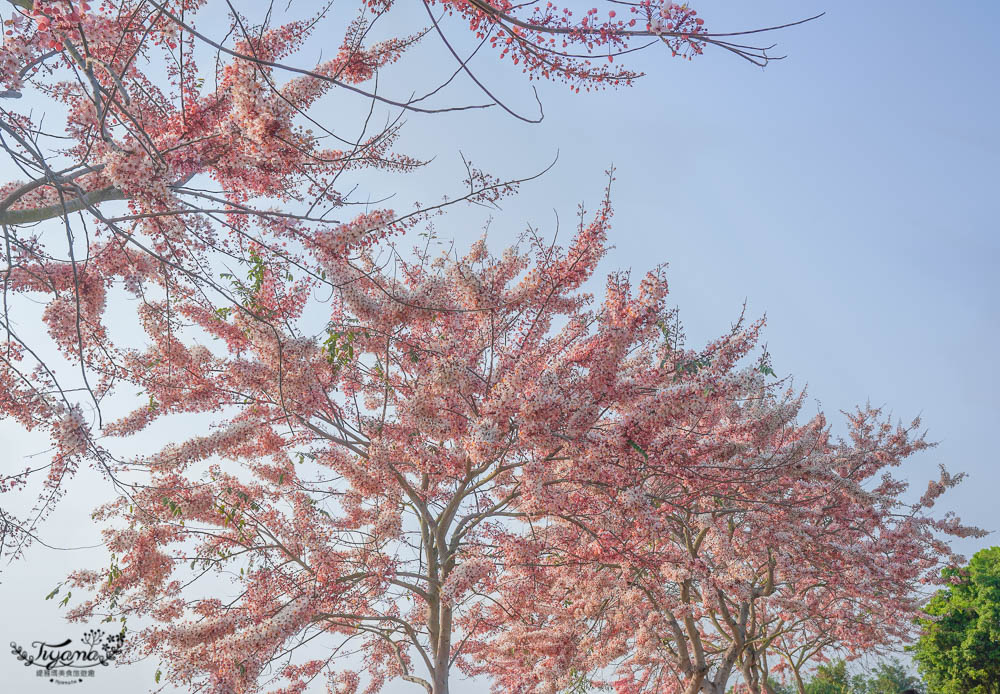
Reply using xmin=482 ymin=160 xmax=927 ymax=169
xmin=806 ymin=660 xmax=851 ymax=694
xmin=911 ymin=546 xmax=1000 ymax=694
xmin=161 ymin=496 xmax=183 ymax=517
xmin=655 ymin=316 xmax=712 ymax=379
xmin=220 ymin=248 xmax=265 ymax=304
xmin=768 ymin=679 xmax=798 ymax=694
xmin=218 ymin=248 xmax=277 ymax=320
xmin=627 ymin=439 xmax=649 ymax=461
xmin=563 ymin=670 xmax=591 ymax=694
xmin=674 ymin=354 xmax=712 ymax=381
xmin=323 ymin=328 xmax=361 ymax=372
xmin=851 ymin=659 xmax=924 ymax=694
xmin=773 ymin=659 xmax=924 ymax=694
xmin=107 ymin=553 xmax=122 ymax=586
xmin=757 ymin=349 xmax=777 ymax=378
xmin=561 ymin=669 xmax=607 ymax=694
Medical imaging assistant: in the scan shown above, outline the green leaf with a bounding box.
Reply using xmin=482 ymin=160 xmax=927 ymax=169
xmin=628 ymin=439 xmax=649 ymax=461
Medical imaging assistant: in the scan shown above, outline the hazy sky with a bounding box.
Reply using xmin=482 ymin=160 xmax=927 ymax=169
xmin=2 ymin=2 xmax=997 ymax=693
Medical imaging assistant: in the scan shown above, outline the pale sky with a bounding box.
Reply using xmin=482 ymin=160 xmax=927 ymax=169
xmin=1 ymin=2 xmax=997 ymax=693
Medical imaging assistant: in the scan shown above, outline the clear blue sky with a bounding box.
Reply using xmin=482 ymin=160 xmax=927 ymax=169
xmin=2 ymin=2 xmax=997 ymax=692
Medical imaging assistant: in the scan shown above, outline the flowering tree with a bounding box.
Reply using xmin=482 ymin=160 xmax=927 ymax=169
xmin=0 ymin=0 xmax=816 ymax=556
xmin=6 ymin=4 xmax=971 ymax=694
xmin=59 ymin=185 xmax=752 ymax=694
xmin=471 ymin=396 xmax=984 ymax=693
xmin=57 ymin=180 xmax=983 ymax=694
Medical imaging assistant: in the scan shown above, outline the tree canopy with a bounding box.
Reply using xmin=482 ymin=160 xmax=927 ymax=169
xmin=0 ymin=2 xmax=985 ymax=694
xmin=911 ymin=546 xmax=1000 ymax=694
xmin=0 ymin=0 xmax=817 ymax=563
xmin=768 ymin=658 xmax=924 ymax=694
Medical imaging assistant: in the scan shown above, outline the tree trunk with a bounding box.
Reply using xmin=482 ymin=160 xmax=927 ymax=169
xmin=682 ymin=670 xmax=707 ymax=694
xmin=792 ymin=668 xmax=806 ymax=694
xmin=432 ymin=669 xmax=449 ymax=694
xmin=431 ymin=610 xmax=451 ymax=694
